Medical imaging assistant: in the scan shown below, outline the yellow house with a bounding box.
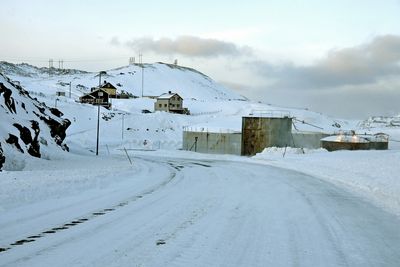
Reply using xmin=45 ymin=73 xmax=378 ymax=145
xmin=99 ymin=81 xmax=117 ymax=98
xmin=155 ymin=91 xmax=189 ymax=114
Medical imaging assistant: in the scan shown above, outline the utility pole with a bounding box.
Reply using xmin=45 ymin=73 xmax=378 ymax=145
xmin=96 ymin=104 xmax=100 ymax=156
xmin=69 ymin=82 xmax=72 ymax=98
xmin=99 ymin=71 xmax=106 ymax=87
xmin=122 ymin=113 xmax=125 ymax=140
xmin=139 ymin=53 xmax=144 ymax=97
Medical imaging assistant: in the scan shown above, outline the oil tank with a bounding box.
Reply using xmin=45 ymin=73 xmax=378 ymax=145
xmin=241 ymin=116 xmax=292 ymax=156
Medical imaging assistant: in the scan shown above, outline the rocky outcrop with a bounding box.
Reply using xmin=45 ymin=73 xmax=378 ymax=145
xmin=0 ymin=82 xmax=16 ymax=113
xmin=0 ymin=73 xmax=71 ymax=169
xmin=0 ymin=143 xmax=5 ymax=171
xmin=6 ymin=134 xmax=24 ymax=153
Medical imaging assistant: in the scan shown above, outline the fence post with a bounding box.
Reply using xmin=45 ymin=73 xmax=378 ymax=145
xmin=123 ymin=147 xmax=133 ymax=165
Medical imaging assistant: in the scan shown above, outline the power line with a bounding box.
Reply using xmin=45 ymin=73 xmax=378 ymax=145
xmin=2 ymin=57 xmax=130 ymax=63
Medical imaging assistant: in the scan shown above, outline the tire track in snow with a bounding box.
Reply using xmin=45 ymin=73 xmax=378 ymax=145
xmin=0 ymin=161 xmax=182 ymax=254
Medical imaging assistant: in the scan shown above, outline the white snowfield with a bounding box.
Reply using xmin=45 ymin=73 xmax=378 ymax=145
xmin=1 ymin=62 xmax=400 ymax=266
xmin=0 ymin=152 xmax=400 ymax=267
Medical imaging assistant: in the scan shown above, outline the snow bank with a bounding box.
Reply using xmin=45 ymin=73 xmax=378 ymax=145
xmin=253 ymin=148 xmax=400 ymax=217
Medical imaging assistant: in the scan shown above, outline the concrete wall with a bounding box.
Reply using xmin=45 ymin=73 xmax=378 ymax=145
xmin=291 ymin=132 xmax=330 ymax=149
xmin=182 ymin=131 xmax=242 ymax=155
xmin=241 ymin=117 xmax=292 ymax=156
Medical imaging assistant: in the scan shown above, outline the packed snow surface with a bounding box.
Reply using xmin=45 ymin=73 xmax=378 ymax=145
xmin=1 ymin=152 xmax=400 ymax=266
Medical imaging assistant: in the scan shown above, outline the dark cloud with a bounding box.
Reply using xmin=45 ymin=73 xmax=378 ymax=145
xmin=125 ymin=36 xmax=252 ymax=58
xmin=252 ymin=35 xmax=400 ymax=90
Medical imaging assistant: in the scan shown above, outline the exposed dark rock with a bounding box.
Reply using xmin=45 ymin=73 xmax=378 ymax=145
xmin=34 ymin=104 xmax=45 ymax=115
xmin=0 ymin=143 xmax=5 ymax=171
xmin=21 ymin=102 xmax=27 ymax=112
xmin=61 ymin=143 xmax=69 ymax=152
xmin=28 ymin=120 xmax=41 ymax=158
xmin=0 ymin=83 xmax=16 ymax=113
xmin=6 ymin=134 xmax=24 ymax=153
xmin=27 ymin=142 xmax=41 ymax=158
xmin=13 ymin=123 xmax=32 ymax=145
xmin=49 ymin=107 xmax=63 ymax=118
xmin=33 ymin=111 xmax=71 ymax=146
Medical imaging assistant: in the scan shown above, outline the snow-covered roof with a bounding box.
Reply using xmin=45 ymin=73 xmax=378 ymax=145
xmin=157 ymin=92 xmax=181 ymax=100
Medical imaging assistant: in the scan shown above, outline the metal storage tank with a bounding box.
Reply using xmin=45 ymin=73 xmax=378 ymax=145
xmin=321 ymin=133 xmax=388 ymax=151
xmin=241 ymin=116 xmax=292 ymax=156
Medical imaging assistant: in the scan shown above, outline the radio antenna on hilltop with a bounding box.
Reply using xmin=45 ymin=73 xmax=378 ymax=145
xmin=49 ymin=59 xmax=54 ymax=76
xmin=129 ymin=57 xmax=135 ymax=65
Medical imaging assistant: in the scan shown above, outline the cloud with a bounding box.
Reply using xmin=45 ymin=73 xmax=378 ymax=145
xmin=110 ymin=36 xmax=121 ymax=46
xmin=125 ymin=35 xmax=252 ymax=58
xmin=252 ymin=35 xmax=400 ymax=90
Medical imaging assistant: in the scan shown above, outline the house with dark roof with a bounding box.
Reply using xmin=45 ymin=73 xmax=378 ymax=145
xmin=79 ymin=88 xmax=111 ymax=109
xmin=91 ymin=81 xmax=117 ymax=98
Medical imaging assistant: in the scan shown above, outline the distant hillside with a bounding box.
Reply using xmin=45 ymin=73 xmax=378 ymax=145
xmin=0 ymin=73 xmax=71 ymax=170
xmin=0 ymin=62 xmax=245 ymax=101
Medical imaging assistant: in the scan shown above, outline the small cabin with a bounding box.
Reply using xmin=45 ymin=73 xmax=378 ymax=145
xmin=154 ymin=91 xmax=189 ymax=114
xmin=79 ymin=88 xmax=111 ymax=109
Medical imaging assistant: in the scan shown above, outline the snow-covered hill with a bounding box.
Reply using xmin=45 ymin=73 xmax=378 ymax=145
xmin=0 ymin=73 xmax=70 ymax=170
xmin=0 ymin=62 xmax=244 ymax=101
xmin=1 ymin=61 xmax=398 ymax=170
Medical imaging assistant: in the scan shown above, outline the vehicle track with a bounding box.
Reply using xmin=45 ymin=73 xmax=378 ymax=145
xmin=0 ymin=161 xmax=182 ymax=254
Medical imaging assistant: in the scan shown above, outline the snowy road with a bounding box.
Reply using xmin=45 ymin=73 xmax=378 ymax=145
xmin=1 ymin=156 xmax=400 ymax=266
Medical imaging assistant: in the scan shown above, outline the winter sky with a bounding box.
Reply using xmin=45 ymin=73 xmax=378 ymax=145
xmin=1 ymin=0 xmax=400 ymax=119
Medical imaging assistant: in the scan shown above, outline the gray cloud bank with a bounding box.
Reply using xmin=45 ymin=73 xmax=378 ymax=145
xmin=253 ymin=35 xmax=400 ymax=90
xmin=123 ymin=36 xmax=252 ymax=58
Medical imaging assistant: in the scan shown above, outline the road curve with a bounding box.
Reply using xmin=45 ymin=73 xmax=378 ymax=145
xmin=1 ymin=157 xmax=399 ymax=267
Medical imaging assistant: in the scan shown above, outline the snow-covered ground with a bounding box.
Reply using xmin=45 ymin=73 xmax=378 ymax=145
xmin=1 ymin=62 xmax=400 ymax=266
xmin=253 ymin=148 xmax=400 ymax=217
xmin=1 ymin=152 xmax=400 ymax=266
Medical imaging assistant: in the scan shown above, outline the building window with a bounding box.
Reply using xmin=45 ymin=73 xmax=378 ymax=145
xmin=171 ymin=104 xmax=175 ymax=107
xmin=177 ymin=104 xmax=180 ymax=108
xmin=164 ymin=104 xmax=167 ymax=107
xmin=159 ymin=104 xmax=162 ymax=108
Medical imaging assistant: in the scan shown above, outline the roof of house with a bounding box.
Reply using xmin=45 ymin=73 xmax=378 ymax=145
xmin=82 ymin=88 xmax=109 ymax=98
xmin=100 ymin=82 xmax=117 ymax=90
xmin=157 ymin=92 xmax=182 ymax=100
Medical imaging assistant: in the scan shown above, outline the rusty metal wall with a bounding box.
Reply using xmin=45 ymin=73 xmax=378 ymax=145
xmin=241 ymin=117 xmax=292 ymax=156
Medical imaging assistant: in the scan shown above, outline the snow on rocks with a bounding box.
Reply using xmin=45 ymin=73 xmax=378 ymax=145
xmin=0 ymin=73 xmax=71 ymax=170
